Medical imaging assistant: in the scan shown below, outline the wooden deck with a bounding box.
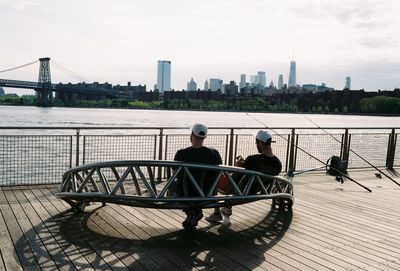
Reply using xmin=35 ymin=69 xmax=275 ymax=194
xmin=1 ymin=169 xmax=400 ymax=270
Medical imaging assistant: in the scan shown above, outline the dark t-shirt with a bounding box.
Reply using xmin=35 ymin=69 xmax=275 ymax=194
xmin=243 ymin=154 xmax=282 ymax=176
xmin=232 ymin=154 xmax=282 ymax=194
xmin=174 ymin=146 xmax=222 ymax=165
xmin=174 ymin=146 xmax=222 ymax=196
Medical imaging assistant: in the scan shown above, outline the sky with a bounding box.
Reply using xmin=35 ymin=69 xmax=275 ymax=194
xmin=1 ymin=0 xmax=400 ymax=95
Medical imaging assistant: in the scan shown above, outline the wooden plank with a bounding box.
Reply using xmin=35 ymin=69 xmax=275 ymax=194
xmin=0 ymin=209 xmax=23 ymax=271
xmin=100 ymin=206 xmax=185 ymax=270
xmin=0 ymin=249 xmax=5 ymax=271
xmin=42 ymin=186 xmax=159 ymax=271
xmin=156 ymin=208 xmax=292 ymax=271
xmin=10 ymin=189 xmax=71 ymax=271
xmin=16 ymin=187 xmax=91 ymax=271
xmin=27 ymin=187 xmax=121 ymax=270
xmin=1 ymin=188 xmax=40 ymax=271
xmin=104 ymin=204 xmax=201 ymax=271
xmin=19 ymin=187 xmax=98 ymax=270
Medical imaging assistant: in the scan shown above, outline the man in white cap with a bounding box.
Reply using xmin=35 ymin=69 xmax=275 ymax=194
xmin=206 ymin=129 xmax=282 ymax=222
xmin=174 ymin=123 xmax=222 ymax=229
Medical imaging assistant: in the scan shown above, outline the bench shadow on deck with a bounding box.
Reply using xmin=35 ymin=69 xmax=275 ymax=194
xmin=1 ymin=184 xmax=292 ymax=271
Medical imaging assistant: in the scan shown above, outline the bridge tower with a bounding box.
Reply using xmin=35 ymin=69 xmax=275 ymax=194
xmin=36 ymin=57 xmax=53 ymax=106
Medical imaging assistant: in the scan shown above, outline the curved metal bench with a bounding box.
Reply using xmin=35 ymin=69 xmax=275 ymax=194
xmin=58 ymin=160 xmax=294 ymax=213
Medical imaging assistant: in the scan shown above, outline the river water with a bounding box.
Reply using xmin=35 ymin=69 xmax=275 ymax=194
xmin=0 ymin=105 xmax=399 ymax=128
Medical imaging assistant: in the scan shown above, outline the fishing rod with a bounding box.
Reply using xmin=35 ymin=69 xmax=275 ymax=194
xmin=303 ymin=115 xmax=400 ymax=187
xmin=246 ymin=113 xmax=372 ymax=192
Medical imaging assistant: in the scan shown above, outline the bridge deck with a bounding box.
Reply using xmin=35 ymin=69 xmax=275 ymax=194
xmin=0 ymin=169 xmax=399 ymax=270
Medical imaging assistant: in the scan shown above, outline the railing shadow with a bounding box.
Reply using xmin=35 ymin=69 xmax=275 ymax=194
xmin=15 ymin=205 xmax=292 ymax=270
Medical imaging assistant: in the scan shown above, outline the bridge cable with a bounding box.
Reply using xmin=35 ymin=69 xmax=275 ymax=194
xmin=245 ymin=113 xmax=372 ymax=192
xmin=51 ymin=61 xmax=88 ymax=82
xmin=303 ymin=115 xmax=400 ymax=187
xmin=0 ymin=60 xmax=39 ymax=74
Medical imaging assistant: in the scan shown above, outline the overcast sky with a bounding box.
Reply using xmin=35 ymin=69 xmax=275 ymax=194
xmin=1 ymin=0 xmax=400 ymax=95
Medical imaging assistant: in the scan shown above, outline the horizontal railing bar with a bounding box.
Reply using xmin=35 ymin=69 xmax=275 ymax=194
xmin=0 ymin=126 xmax=399 ymax=130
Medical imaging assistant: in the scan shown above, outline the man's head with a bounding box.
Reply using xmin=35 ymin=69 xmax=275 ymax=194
xmin=190 ymin=123 xmax=208 ymax=146
xmin=255 ymin=130 xmax=274 ymax=153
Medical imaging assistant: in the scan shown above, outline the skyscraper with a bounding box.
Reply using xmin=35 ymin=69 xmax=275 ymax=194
xmin=345 ymin=76 xmax=351 ymax=89
xmin=257 ymin=71 xmax=266 ymax=89
xmin=157 ymin=60 xmax=171 ymax=92
xmin=288 ymin=61 xmax=296 ymax=87
xmin=204 ymin=78 xmax=209 ymax=91
xmin=239 ymin=74 xmax=246 ymax=90
xmin=209 ymin=78 xmax=223 ymax=91
xmin=187 ymin=77 xmax=197 ymax=91
xmin=278 ymin=74 xmax=284 ymax=90
xmin=250 ymin=75 xmax=258 ymax=86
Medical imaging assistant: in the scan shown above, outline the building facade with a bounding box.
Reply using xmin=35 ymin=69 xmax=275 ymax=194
xmin=209 ymin=78 xmax=223 ymax=91
xmin=288 ymin=61 xmax=296 ymax=87
xmin=157 ymin=60 xmax=171 ymax=92
xmin=257 ymin=71 xmax=266 ymax=89
xmin=239 ymin=74 xmax=246 ymax=90
xmin=278 ymin=74 xmax=284 ymax=90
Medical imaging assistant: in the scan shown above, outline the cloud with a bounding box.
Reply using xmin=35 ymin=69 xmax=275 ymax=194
xmin=0 ymin=0 xmax=38 ymax=10
xmin=358 ymin=36 xmax=397 ymax=49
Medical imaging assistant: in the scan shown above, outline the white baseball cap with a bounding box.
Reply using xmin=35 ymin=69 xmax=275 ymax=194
xmin=192 ymin=123 xmax=208 ymax=138
xmin=256 ymin=130 xmax=275 ymax=143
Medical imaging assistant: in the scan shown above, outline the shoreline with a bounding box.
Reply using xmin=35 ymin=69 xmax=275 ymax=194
xmin=1 ymin=103 xmax=399 ymax=117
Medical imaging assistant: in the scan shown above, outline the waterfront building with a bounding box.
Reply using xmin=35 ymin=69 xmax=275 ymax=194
xmin=157 ymin=60 xmax=171 ymax=92
xmin=278 ymin=74 xmax=284 ymax=90
xmin=345 ymin=76 xmax=351 ymax=89
xmin=113 ymin=82 xmax=146 ymax=100
xmin=209 ymin=78 xmax=223 ymax=92
xmin=204 ymin=78 xmax=209 ymax=91
xmin=288 ymin=61 xmax=296 ymax=87
xmin=187 ymin=78 xmax=197 ymax=91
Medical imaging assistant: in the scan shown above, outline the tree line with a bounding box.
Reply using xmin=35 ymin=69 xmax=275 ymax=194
xmin=1 ymin=94 xmax=399 ymax=115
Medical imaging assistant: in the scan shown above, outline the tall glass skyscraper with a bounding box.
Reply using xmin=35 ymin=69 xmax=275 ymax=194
xmin=157 ymin=60 xmax=171 ymax=92
xmin=288 ymin=61 xmax=296 ymax=87
xmin=257 ymin=71 xmax=266 ymax=88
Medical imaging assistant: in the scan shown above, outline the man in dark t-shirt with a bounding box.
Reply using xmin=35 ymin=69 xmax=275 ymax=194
xmin=174 ymin=123 xmax=222 ymax=229
xmin=206 ymin=129 xmax=281 ymax=222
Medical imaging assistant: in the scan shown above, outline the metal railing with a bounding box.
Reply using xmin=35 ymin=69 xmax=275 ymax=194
xmin=0 ymin=126 xmax=398 ymax=186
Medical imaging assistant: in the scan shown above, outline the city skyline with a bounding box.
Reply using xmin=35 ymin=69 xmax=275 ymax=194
xmin=1 ymin=0 xmax=400 ymax=95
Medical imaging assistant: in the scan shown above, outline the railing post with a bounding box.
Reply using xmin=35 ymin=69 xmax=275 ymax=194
xmin=157 ymin=128 xmax=164 ymax=181
xmin=288 ymin=129 xmax=296 ymax=173
xmin=69 ymin=136 xmax=73 ymax=168
xmin=75 ymin=129 xmax=80 ymax=167
xmin=386 ymin=129 xmax=396 ymax=170
xmin=228 ymin=128 xmax=235 ymax=166
xmin=341 ymin=129 xmax=350 ymax=170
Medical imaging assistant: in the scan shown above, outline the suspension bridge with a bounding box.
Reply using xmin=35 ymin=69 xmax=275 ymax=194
xmin=0 ymin=58 xmax=118 ymax=107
